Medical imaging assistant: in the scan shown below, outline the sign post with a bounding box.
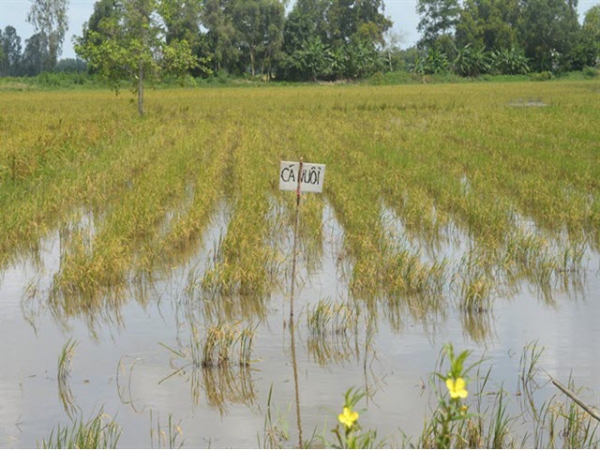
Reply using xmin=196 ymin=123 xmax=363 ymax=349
xmin=279 ymin=159 xmax=326 ymax=320
xmin=279 ymin=158 xmax=325 ymax=450
xmin=279 ymin=160 xmax=326 ymax=194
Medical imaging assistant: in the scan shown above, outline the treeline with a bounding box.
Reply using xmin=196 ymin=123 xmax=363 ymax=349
xmin=414 ymin=0 xmax=600 ymax=76
xmin=1 ymin=0 xmax=599 ymax=81
xmin=0 ymin=26 xmax=86 ymax=77
xmin=74 ymin=0 xmax=393 ymax=81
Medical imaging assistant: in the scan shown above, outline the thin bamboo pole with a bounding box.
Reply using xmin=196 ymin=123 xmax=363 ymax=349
xmin=289 ymin=158 xmax=303 ymax=320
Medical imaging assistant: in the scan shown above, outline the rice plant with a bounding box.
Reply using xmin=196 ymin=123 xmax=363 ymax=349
xmin=39 ymin=410 xmax=121 ymax=449
xmin=149 ymin=411 xmax=184 ymax=449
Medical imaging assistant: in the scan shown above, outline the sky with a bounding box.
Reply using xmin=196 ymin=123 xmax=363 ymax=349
xmin=0 ymin=0 xmax=599 ymax=60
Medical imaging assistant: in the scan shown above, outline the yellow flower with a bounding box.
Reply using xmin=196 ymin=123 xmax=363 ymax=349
xmin=446 ymin=377 xmax=468 ymax=399
xmin=338 ymin=407 xmax=359 ymax=429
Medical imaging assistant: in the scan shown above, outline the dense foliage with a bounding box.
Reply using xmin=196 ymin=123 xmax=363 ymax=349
xmin=416 ymin=0 xmax=599 ymax=75
xmin=0 ymin=0 xmax=599 ymax=80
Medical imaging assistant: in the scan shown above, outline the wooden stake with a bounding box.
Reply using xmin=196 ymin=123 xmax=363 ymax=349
xmin=290 ymin=318 xmax=303 ymax=448
xmin=550 ymin=376 xmax=600 ymax=422
xmin=289 ymin=158 xmax=303 ymax=320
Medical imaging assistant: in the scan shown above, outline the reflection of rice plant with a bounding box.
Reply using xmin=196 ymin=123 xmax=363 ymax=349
xmin=203 ymin=364 xmax=257 ymax=415
xmin=160 ymin=321 xmax=256 ymax=373
xmin=456 ymin=253 xmax=493 ymax=313
xmin=307 ymin=299 xmax=361 ymax=365
xmin=460 ymin=308 xmax=494 ymax=343
xmin=39 ymin=410 xmax=121 ymax=449
xmin=160 ymin=322 xmax=258 ymax=413
xmin=460 ymin=271 xmax=492 ymax=313
xmin=307 ymin=299 xmax=359 ymax=337
xmin=58 ymin=338 xmax=79 ymax=419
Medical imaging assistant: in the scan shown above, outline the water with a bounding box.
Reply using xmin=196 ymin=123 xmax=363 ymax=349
xmin=0 ymin=204 xmax=599 ymax=448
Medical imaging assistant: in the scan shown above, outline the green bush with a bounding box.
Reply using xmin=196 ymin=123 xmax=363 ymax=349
xmin=490 ymin=47 xmax=530 ymax=75
xmin=530 ymin=71 xmax=553 ymax=81
xmin=583 ymin=66 xmax=599 ymax=78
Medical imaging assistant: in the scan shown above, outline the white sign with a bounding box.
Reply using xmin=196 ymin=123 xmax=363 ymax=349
xmin=279 ymin=161 xmax=326 ymax=193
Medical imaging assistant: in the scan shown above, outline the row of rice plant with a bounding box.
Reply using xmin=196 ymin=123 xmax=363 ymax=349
xmin=1 ymin=82 xmax=598 ymax=328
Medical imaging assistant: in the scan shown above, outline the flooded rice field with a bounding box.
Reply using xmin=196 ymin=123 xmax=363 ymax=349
xmin=1 ymin=201 xmax=598 ymax=447
xmin=1 ymin=82 xmax=599 ymax=447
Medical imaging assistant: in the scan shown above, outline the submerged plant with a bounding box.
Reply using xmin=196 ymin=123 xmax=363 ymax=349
xmin=199 ymin=322 xmax=256 ymax=367
xmin=39 ymin=410 xmax=121 ymax=449
xmin=58 ymin=338 xmax=79 ymax=419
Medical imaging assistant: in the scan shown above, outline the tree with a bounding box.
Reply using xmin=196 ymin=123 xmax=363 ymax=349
xmin=78 ymin=0 xmax=120 ymax=75
xmin=159 ymin=0 xmax=202 ymax=45
xmin=416 ymin=0 xmax=460 ymax=49
xmin=280 ymin=0 xmax=329 ymax=79
xmin=79 ymin=0 xmax=120 ymax=48
xmin=0 ymin=30 xmax=5 ymax=74
xmin=230 ymin=0 xmax=262 ymax=76
xmin=303 ymin=36 xmax=333 ymax=81
xmin=1 ymin=26 xmax=23 ymax=76
xmin=381 ymin=29 xmax=405 ymax=72
xmin=281 ymin=0 xmax=391 ymax=81
xmin=21 ymin=32 xmax=50 ymax=76
xmin=584 ymin=5 xmax=600 ymax=42
xmin=453 ymin=43 xmax=490 ymax=76
xmin=201 ymin=0 xmax=240 ymax=73
xmin=582 ymin=5 xmax=600 ymax=65
xmin=327 ymin=0 xmax=392 ymax=47
xmin=490 ymin=46 xmax=530 ymax=74
xmin=27 ymin=0 xmax=69 ymax=71
xmin=75 ymin=0 xmax=199 ymax=116
xmin=343 ymin=39 xmax=384 ymax=78
xmin=282 ymin=0 xmax=329 ymax=53
xmin=518 ymin=0 xmax=581 ymax=72
xmin=455 ymin=0 xmax=521 ymax=51
xmin=159 ymin=0 xmax=209 ymax=76
xmin=228 ymin=0 xmax=285 ymax=77
xmin=259 ymin=0 xmax=285 ymax=79
xmin=56 ymin=57 xmax=87 ymax=72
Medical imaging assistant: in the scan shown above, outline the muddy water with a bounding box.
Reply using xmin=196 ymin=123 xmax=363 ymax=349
xmin=1 ymin=203 xmax=599 ymax=448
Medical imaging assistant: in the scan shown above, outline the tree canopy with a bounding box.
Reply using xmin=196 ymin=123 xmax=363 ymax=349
xmin=1 ymin=0 xmax=598 ymax=81
xmin=416 ymin=0 xmax=599 ymax=74
xmin=75 ymin=0 xmax=200 ymax=115
xmin=27 ymin=0 xmax=69 ymax=71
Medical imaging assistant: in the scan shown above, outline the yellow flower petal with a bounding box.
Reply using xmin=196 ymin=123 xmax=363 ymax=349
xmin=446 ymin=377 xmax=468 ymax=399
xmin=338 ymin=407 xmax=359 ymax=428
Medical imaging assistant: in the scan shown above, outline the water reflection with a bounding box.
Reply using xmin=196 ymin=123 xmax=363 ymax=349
xmin=201 ymin=365 xmax=257 ymax=415
xmin=305 ymin=299 xmax=361 ymax=366
xmin=0 ymin=173 xmax=598 ymax=447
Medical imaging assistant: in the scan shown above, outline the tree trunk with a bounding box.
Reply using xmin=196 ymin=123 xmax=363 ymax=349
xmin=138 ymin=60 xmax=144 ymax=117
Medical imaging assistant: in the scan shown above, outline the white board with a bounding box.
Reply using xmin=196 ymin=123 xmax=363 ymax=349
xmin=279 ymin=161 xmax=326 ymax=193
